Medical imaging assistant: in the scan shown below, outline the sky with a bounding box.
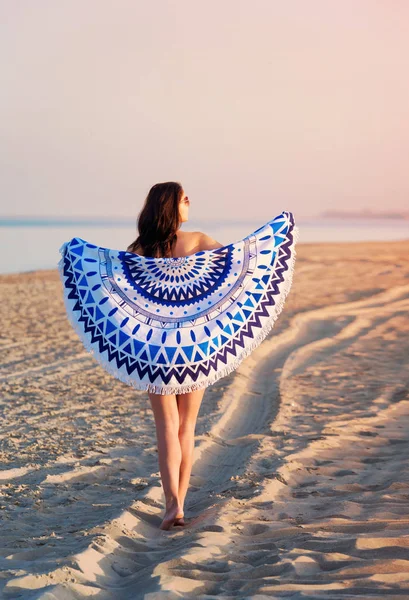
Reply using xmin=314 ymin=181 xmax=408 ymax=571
xmin=1 ymin=0 xmax=408 ymax=222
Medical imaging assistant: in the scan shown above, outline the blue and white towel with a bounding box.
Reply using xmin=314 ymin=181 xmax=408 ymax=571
xmin=58 ymin=211 xmax=299 ymax=394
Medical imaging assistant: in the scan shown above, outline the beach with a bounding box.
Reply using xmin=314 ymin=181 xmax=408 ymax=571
xmin=1 ymin=238 xmax=409 ymax=599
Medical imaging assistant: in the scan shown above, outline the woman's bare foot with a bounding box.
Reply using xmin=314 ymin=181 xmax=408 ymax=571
xmin=159 ymin=502 xmax=184 ymax=530
xmin=173 ymin=512 xmax=185 ymax=526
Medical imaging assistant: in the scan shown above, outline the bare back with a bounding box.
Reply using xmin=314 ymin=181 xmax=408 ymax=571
xmin=127 ymin=230 xmax=223 ymax=258
xmin=169 ymin=230 xmax=203 ymax=257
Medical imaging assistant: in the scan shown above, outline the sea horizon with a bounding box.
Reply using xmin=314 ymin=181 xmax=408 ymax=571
xmin=1 ymin=216 xmax=408 ymax=276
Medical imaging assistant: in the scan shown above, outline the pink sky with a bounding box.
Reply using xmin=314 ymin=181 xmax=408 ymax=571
xmin=1 ymin=1 xmax=408 ymax=221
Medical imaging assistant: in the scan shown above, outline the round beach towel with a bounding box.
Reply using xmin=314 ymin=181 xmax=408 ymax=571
xmin=58 ymin=210 xmax=299 ymax=394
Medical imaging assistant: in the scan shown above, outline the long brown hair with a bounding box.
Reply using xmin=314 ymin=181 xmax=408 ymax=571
xmin=127 ymin=182 xmax=183 ymax=258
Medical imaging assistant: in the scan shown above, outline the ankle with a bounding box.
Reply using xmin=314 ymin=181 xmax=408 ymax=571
xmin=165 ymin=496 xmax=179 ymax=509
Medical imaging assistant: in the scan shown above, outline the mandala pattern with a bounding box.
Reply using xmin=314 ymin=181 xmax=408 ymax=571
xmin=58 ymin=210 xmax=299 ymax=394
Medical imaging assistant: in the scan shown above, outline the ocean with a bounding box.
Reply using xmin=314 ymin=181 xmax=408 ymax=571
xmin=1 ymin=217 xmax=408 ymax=275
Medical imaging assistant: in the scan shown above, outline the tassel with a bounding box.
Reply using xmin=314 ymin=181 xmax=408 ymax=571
xmin=57 ymin=222 xmax=300 ymax=395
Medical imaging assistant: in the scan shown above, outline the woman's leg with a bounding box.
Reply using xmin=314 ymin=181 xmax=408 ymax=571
xmin=175 ymin=387 xmax=206 ymax=520
xmin=147 ymin=392 xmax=183 ymax=530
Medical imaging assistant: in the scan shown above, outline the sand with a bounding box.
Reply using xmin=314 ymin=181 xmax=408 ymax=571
xmin=1 ymin=238 xmax=409 ymax=599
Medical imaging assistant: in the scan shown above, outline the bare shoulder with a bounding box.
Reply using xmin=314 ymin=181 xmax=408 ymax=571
xmin=177 ymin=230 xmax=196 ymax=240
xmin=176 ymin=229 xmax=198 ymax=247
xmin=196 ymin=230 xmax=224 ymax=251
xmin=177 ymin=230 xmax=223 ymax=254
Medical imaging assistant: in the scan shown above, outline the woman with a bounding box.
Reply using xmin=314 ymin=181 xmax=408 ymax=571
xmin=126 ymin=181 xmax=224 ymax=530
xmin=59 ymin=185 xmax=298 ymax=531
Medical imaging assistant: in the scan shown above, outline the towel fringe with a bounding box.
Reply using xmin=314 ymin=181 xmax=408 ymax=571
xmin=57 ymin=224 xmax=300 ymax=395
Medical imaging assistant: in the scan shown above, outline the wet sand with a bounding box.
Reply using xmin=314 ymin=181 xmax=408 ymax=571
xmin=1 ymin=238 xmax=409 ymax=599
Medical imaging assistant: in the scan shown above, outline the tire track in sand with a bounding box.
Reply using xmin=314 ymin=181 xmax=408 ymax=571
xmin=3 ymin=284 xmax=408 ymax=599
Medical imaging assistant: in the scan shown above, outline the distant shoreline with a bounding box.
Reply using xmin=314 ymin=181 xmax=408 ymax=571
xmin=0 ymin=213 xmax=409 ymax=227
xmin=320 ymin=210 xmax=409 ymax=220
